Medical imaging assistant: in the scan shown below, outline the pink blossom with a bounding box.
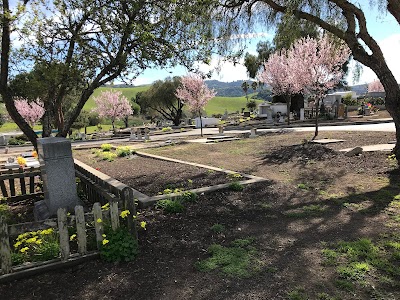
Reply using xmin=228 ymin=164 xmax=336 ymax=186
xmin=290 ymin=35 xmax=351 ymax=99
xmin=368 ymin=79 xmax=385 ymax=93
xmin=259 ymin=49 xmax=302 ymax=97
xmin=175 ymin=74 xmax=216 ymax=136
xmin=92 ymin=90 xmax=133 ymax=130
xmin=14 ymin=98 xmax=45 ymax=126
xmin=175 ymin=74 xmax=216 ymax=113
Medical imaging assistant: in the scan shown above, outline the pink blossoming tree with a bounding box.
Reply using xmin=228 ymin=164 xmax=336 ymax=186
xmin=290 ymin=36 xmax=350 ymax=138
xmin=14 ymin=98 xmax=45 ymax=126
xmin=259 ymin=49 xmax=301 ymax=125
xmin=175 ymin=74 xmax=216 ymax=136
xmin=368 ymin=79 xmax=385 ymax=93
xmin=92 ymin=90 xmax=133 ymax=131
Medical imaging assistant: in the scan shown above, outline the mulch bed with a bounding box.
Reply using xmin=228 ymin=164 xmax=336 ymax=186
xmin=74 ymin=152 xmax=233 ymax=196
xmin=1 ymin=130 xmax=400 ymax=300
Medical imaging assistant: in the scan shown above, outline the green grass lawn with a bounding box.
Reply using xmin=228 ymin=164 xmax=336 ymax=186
xmin=205 ymin=95 xmax=263 ymax=115
xmin=84 ymin=86 xmax=261 ymax=116
xmin=1 ymin=87 xmax=263 ymax=133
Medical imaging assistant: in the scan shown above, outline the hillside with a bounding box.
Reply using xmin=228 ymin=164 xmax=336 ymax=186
xmin=83 ymin=85 xmax=150 ymax=110
xmin=205 ymin=95 xmax=263 ymax=115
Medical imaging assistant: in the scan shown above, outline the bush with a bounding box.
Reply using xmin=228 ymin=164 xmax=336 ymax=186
xmin=100 ymin=227 xmax=139 ymax=262
xmin=116 ymin=146 xmax=133 ymax=157
xmin=8 ymin=137 xmax=25 ymax=146
xmin=177 ymin=191 xmax=198 ymax=203
xmin=12 ymin=228 xmax=59 ymax=264
xmin=156 ymin=199 xmax=185 ymax=213
xmin=88 ymin=112 xmax=101 ymax=126
xmin=229 ymin=182 xmax=244 ymax=191
xmin=100 ymin=152 xmax=117 ymax=162
xmin=101 ymin=143 xmax=113 ymax=151
xmin=246 ymin=100 xmax=257 ymax=111
xmin=342 ymin=97 xmax=358 ymax=106
xmin=162 ymin=127 xmax=172 ymax=132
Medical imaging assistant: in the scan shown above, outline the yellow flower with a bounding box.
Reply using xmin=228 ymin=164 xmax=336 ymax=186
xmin=70 ymin=234 xmax=77 ymax=241
xmin=40 ymin=228 xmax=54 ymax=235
xmin=67 ymin=212 xmax=71 ymax=216
xmin=35 ymin=239 xmax=42 ymax=245
xmin=32 ymin=151 xmax=38 ymax=158
xmin=26 ymin=237 xmax=37 ymax=243
xmin=102 ymin=234 xmax=106 ymax=238
xmin=14 ymin=241 xmax=22 ymax=249
xmin=140 ymin=221 xmax=147 ymax=230
xmin=102 ymin=239 xmax=109 ymax=245
xmin=17 ymin=232 xmax=29 ymax=241
xmin=97 ymin=218 xmax=102 ymax=223
xmin=101 ymin=203 xmax=110 ymax=210
xmin=17 ymin=156 xmax=26 ymax=166
xmin=20 ymin=247 xmax=29 ymax=253
xmin=120 ymin=210 xmax=130 ymax=219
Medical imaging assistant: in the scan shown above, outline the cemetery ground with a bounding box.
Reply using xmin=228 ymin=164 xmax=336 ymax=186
xmin=1 ymin=130 xmax=400 ymax=299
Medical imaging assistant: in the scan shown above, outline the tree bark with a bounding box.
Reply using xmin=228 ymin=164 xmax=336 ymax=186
xmin=229 ymin=0 xmax=400 ymax=161
xmin=1 ymin=0 xmax=38 ymax=149
xmin=313 ymin=97 xmax=320 ymax=140
xmin=199 ymin=112 xmax=203 ymax=137
xmin=285 ymin=94 xmax=291 ymax=125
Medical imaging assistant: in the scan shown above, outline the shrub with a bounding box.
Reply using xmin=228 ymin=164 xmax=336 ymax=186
xmin=116 ymin=146 xmax=133 ymax=157
xmin=246 ymin=100 xmax=257 ymax=111
xmin=162 ymin=126 xmax=172 ymax=132
xmin=229 ymin=182 xmax=244 ymax=191
xmin=227 ymin=173 xmax=243 ymax=180
xmin=101 ymin=152 xmax=117 ymax=162
xmin=100 ymin=227 xmax=139 ymax=262
xmin=211 ymin=223 xmax=225 ymax=234
xmin=12 ymin=228 xmax=59 ymax=264
xmin=100 ymin=143 xmax=113 ymax=151
xmin=8 ymin=137 xmax=26 ymax=145
xmin=177 ymin=191 xmax=198 ymax=203
xmin=156 ymin=199 xmax=185 ymax=213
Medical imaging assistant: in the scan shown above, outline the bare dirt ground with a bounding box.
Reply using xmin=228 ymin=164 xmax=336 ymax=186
xmin=1 ymin=130 xmax=399 ymax=300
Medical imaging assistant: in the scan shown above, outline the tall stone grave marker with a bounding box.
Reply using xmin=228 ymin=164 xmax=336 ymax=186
xmin=37 ymin=137 xmax=81 ymax=216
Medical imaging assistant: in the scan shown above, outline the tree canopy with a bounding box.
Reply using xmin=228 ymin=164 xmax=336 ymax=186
xmin=220 ymin=0 xmax=400 ymax=160
xmin=1 ymin=0 xmax=217 ymax=148
xmin=137 ymin=77 xmax=184 ymax=126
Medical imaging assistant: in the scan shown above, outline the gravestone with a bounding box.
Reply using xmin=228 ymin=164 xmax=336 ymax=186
xmin=300 ymin=108 xmax=305 ymax=121
xmin=144 ymin=128 xmax=150 ymax=141
xmin=37 ymin=137 xmax=81 ymax=216
xmin=129 ymin=128 xmax=136 ymax=141
xmin=218 ymin=126 xmax=224 ymax=134
xmin=136 ymin=128 xmax=143 ymax=140
xmin=249 ymin=128 xmax=258 ymax=138
xmin=266 ymin=108 xmax=274 ymax=123
xmin=0 ymin=134 xmax=6 ymax=146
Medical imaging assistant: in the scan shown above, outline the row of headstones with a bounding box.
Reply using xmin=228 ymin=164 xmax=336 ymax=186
xmin=218 ymin=126 xmax=258 ymax=138
xmin=129 ymin=128 xmax=151 ymax=141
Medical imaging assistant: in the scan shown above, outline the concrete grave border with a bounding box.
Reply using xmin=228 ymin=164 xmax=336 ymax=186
xmin=134 ymin=151 xmax=268 ymax=207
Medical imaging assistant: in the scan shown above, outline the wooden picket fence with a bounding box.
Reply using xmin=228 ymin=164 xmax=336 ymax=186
xmin=0 ymin=159 xmax=140 ymax=282
xmin=0 ymin=167 xmax=43 ymax=201
xmin=0 ymin=187 xmax=137 ymax=281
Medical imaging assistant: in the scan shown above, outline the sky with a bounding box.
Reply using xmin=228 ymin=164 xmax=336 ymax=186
xmin=131 ymin=3 xmax=400 ymax=87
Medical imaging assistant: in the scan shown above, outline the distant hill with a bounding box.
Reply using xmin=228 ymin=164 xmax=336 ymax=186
xmin=205 ymin=80 xmax=265 ymax=97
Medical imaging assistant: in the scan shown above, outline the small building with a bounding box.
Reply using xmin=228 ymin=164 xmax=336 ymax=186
xmin=258 ymin=102 xmax=287 ymax=118
xmin=323 ymin=91 xmax=357 ymax=106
